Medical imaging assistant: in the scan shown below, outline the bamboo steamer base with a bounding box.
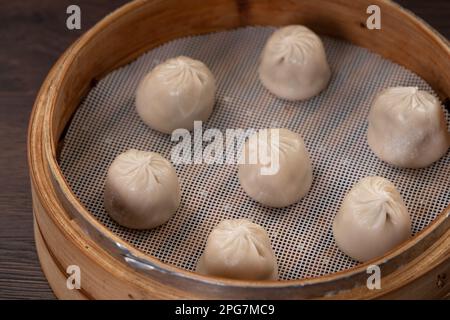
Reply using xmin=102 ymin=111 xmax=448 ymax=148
xmin=29 ymin=0 xmax=450 ymax=299
xmin=34 ymin=222 xmax=88 ymax=300
xmin=32 ymin=189 xmax=195 ymax=300
xmin=33 ymin=190 xmax=450 ymax=299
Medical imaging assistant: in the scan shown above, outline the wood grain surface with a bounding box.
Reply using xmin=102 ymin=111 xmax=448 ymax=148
xmin=0 ymin=0 xmax=449 ymax=300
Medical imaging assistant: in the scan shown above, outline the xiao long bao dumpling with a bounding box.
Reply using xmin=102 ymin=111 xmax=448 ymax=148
xmin=196 ymin=219 xmax=278 ymax=280
xmin=136 ymin=56 xmax=216 ymax=134
xmin=333 ymin=176 xmax=411 ymax=262
xmin=238 ymin=128 xmax=313 ymax=207
xmin=258 ymin=25 xmax=331 ymax=101
xmin=368 ymin=87 xmax=450 ymax=168
xmin=104 ymin=149 xmax=181 ymax=229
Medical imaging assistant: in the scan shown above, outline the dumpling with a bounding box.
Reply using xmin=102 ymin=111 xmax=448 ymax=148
xmin=333 ymin=176 xmax=411 ymax=262
xmin=258 ymin=25 xmax=331 ymax=100
xmin=238 ymin=128 xmax=313 ymax=207
xmin=136 ymin=56 xmax=216 ymax=134
xmin=104 ymin=149 xmax=181 ymax=229
xmin=196 ymin=219 xmax=278 ymax=280
xmin=368 ymin=86 xmax=450 ymax=168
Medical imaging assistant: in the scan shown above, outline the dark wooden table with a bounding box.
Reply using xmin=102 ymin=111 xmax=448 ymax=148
xmin=0 ymin=0 xmax=448 ymax=300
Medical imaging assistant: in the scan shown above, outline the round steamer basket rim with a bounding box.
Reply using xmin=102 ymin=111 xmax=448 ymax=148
xmin=30 ymin=0 xmax=450 ymax=295
xmin=39 ymin=0 xmax=450 ymax=287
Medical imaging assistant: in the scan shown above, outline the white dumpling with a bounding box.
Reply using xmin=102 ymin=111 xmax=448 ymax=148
xmin=238 ymin=128 xmax=312 ymax=207
xmin=136 ymin=56 xmax=216 ymax=134
xmin=333 ymin=176 xmax=411 ymax=262
xmin=104 ymin=149 xmax=181 ymax=229
xmin=196 ymin=219 xmax=278 ymax=280
xmin=368 ymin=87 xmax=450 ymax=168
xmin=258 ymin=25 xmax=331 ymax=100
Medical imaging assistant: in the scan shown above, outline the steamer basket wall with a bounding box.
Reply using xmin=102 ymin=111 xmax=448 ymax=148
xmin=28 ymin=0 xmax=450 ymax=299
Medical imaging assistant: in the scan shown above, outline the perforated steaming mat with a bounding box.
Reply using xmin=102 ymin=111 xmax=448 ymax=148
xmin=59 ymin=27 xmax=450 ymax=280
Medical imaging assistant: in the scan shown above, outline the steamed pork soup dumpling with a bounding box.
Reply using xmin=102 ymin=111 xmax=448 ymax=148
xmin=238 ymin=128 xmax=313 ymax=207
xmin=333 ymin=176 xmax=411 ymax=262
xmin=258 ymin=25 xmax=331 ymax=100
xmin=104 ymin=149 xmax=181 ymax=229
xmin=136 ymin=56 xmax=216 ymax=134
xmin=368 ymin=87 xmax=450 ymax=168
xmin=197 ymin=219 xmax=278 ymax=280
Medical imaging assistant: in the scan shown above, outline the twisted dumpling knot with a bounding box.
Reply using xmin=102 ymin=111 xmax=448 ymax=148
xmin=333 ymin=176 xmax=411 ymax=262
xmin=368 ymin=86 xmax=450 ymax=168
xmin=238 ymin=128 xmax=313 ymax=207
xmin=104 ymin=149 xmax=181 ymax=229
xmin=197 ymin=219 xmax=278 ymax=280
xmin=259 ymin=25 xmax=331 ymax=100
xmin=136 ymin=56 xmax=216 ymax=134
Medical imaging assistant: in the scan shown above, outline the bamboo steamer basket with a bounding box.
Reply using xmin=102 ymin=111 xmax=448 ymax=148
xmin=28 ymin=0 xmax=450 ymax=299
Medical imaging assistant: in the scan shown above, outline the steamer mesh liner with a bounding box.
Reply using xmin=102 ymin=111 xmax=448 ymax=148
xmin=59 ymin=27 xmax=450 ymax=280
